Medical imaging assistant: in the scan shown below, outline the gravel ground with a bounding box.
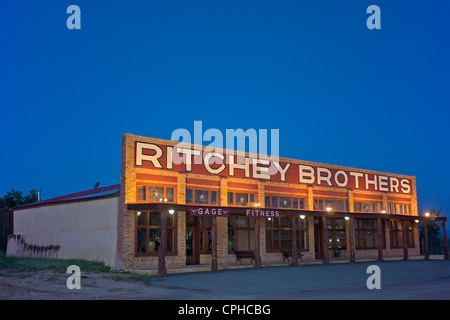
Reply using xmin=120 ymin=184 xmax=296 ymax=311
xmin=1 ymin=260 xmax=450 ymax=300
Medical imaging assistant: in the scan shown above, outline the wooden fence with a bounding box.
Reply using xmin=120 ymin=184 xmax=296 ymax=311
xmin=0 ymin=206 xmax=13 ymax=253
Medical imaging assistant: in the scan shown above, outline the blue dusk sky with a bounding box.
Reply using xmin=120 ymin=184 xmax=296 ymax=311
xmin=1 ymin=1 xmax=449 ymax=220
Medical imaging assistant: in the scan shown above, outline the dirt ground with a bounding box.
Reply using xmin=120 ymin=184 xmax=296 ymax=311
xmin=0 ymin=269 xmax=199 ymax=300
xmin=2 ymin=260 xmax=450 ymax=300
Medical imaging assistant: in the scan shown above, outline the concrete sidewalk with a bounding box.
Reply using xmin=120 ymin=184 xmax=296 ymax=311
xmin=146 ymin=260 xmax=450 ymax=300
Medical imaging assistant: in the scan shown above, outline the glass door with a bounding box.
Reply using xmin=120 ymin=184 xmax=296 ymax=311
xmin=186 ymin=220 xmax=199 ymax=265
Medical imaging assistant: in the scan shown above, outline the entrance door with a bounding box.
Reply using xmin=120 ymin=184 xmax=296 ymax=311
xmin=314 ymin=218 xmax=323 ymax=259
xmin=186 ymin=221 xmax=200 ymax=265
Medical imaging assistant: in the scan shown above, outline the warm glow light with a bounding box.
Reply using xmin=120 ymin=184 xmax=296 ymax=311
xmin=326 ymin=207 xmax=332 ymax=212
xmin=424 ymin=212 xmax=430 ymax=218
xmin=299 ymin=215 xmax=305 ymax=220
xmin=381 ymin=210 xmax=386 ymax=214
xmin=164 ymin=198 xmax=168 ymax=202
xmin=344 ymin=216 xmax=350 ymax=221
xmin=169 ymin=209 xmax=175 ymax=214
xmin=137 ymin=211 xmax=141 ymax=216
xmin=414 ymin=219 xmax=419 ymax=223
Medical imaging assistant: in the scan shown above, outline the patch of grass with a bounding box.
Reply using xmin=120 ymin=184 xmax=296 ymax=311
xmin=111 ymin=273 xmax=149 ymax=282
xmin=0 ymin=254 xmax=110 ymax=273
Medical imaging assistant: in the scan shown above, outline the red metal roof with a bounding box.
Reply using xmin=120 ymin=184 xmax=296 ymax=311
xmin=13 ymin=184 xmax=120 ymax=211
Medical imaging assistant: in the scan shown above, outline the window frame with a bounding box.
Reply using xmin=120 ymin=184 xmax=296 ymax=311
xmin=227 ymin=215 xmax=255 ymax=252
xmin=135 ymin=210 xmax=177 ymax=256
xmin=265 ymin=194 xmax=306 ymax=210
xmin=353 ymin=201 xmax=382 ymax=213
xmin=136 ymin=184 xmax=176 ymax=203
xmin=227 ymin=191 xmax=257 ymax=207
xmin=313 ymin=198 xmax=347 ymax=212
xmin=186 ymin=187 xmax=219 ymax=206
xmin=326 ymin=218 xmax=347 ymax=250
xmin=354 ymin=219 xmax=386 ymax=250
xmin=265 ymin=216 xmax=309 ymax=252
xmin=389 ymin=219 xmax=415 ymax=249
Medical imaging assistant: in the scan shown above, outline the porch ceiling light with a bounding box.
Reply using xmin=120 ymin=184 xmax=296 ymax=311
xmin=344 ymin=216 xmax=350 ymax=221
xmin=169 ymin=209 xmax=175 ymax=214
xmin=299 ymin=215 xmax=305 ymax=220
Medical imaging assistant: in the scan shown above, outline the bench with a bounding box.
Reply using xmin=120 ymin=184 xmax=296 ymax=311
xmin=233 ymin=250 xmax=255 ymax=264
xmin=282 ymin=250 xmax=304 ymax=263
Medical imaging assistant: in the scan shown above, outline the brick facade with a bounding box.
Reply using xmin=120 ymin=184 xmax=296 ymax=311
xmin=117 ymin=134 xmax=420 ymax=270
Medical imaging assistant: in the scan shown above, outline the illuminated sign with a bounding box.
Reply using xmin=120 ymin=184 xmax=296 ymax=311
xmin=189 ymin=207 xmax=229 ymax=217
xmin=134 ymin=141 xmax=412 ymax=194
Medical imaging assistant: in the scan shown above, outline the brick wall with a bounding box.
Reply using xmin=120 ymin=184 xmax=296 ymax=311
xmin=118 ymin=134 xmax=420 ymax=269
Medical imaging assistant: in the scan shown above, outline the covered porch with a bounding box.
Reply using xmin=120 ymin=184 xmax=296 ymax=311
xmin=127 ymin=203 xmax=448 ymax=275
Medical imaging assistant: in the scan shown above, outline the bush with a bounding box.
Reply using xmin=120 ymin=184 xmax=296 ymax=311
xmin=0 ymin=255 xmax=110 ymax=273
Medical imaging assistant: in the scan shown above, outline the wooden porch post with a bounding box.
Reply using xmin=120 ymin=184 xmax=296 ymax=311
xmin=158 ymin=210 xmax=166 ymax=276
xmin=377 ymin=218 xmax=383 ymax=261
xmin=423 ymin=220 xmax=429 ymax=260
xmin=442 ymin=221 xmax=448 ymax=260
xmin=254 ymin=219 xmax=262 ymax=268
xmin=291 ymin=216 xmax=298 ymax=266
xmin=322 ymin=217 xmax=329 ymax=264
xmin=211 ymin=216 xmax=218 ymax=271
xmin=348 ymin=218 xmax=355 ymax=263
xmin=402 ymin=219 xmax=408 ymax=261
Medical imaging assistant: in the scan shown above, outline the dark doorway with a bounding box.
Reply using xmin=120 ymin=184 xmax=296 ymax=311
xmin=186 ymin=218 xmax=200 ymax=265
xmin=314 ymin=218 xmax=323 ymax=259
xmin=0 ymin=207 xmax=13 ymax=253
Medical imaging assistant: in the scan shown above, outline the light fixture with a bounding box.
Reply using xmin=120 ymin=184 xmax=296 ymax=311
xmin=299 ymin=215 xmax=305 ymax=220
xmin=381 ymin=210 xmax=386 ymax=214
xmin=326 ymin=207 xmax=332 ymax=212
xmin=255 ymin=203 xmax=261 ymax=207
xmin=414 ymin=219 xmax=419 ymax=224
xmin=424 ymin=212 xmax=430 ymax=218
xmin=137 ymin=211 xmax=141 ymax=216
xmin=169 ymin=209 xmax=175 ymax=215
xmin=268 ymin=218 xmax=272 ymax=221
xmin=344 ymin=216 xmax=350 ymax=221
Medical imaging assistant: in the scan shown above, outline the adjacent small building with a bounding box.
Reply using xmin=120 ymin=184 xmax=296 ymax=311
xmin=7 ymin=133 xmax=448 ymax=271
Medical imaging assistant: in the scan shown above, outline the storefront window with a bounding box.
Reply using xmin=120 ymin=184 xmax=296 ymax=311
xmin=136 ymin=211 xmax=175 ymax=255
xmin=326 ymin=218 xmax=346 ymax=250
xmin=355 ymin=219 xmax=385 ymax=249
xmin=228 ymin=216 xmax=255 ymax=251
xmin=266 ymin=216 xmax=309 ymax=252
xmin=389 ymin=220 xmax=414 ymax=248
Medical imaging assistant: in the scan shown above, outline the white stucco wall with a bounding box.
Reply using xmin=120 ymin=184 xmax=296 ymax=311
xmin=7 ymin=197 xmax=118 ymax=266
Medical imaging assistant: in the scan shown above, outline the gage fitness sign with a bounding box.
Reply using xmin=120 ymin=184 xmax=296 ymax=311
xmin=134 ymin=141 xmax=412 ymax=194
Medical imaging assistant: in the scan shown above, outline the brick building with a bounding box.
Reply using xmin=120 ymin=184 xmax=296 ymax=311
xmin=117 ymin=133 xmax=446 ymax=273
xmin=9 ymin=133 xmax=448 ymax=271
